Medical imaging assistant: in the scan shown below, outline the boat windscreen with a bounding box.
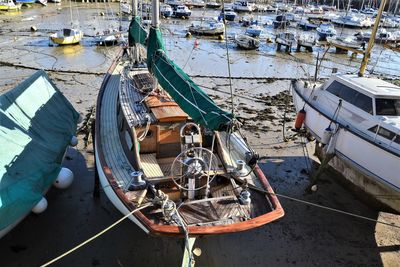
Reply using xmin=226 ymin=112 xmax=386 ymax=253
xmin=376 ymin=98 xmax=400 ymax=116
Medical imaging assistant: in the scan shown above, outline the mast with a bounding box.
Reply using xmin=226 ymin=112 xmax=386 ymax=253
xmin=132 ymin=0 xmax=137 ymax=16
xmin=358 ymin=0 xmax=386 ymax=76
xmin=152 ymin=0 xmax=160 ymax=28
xmin=132 ymin=0 xmax=139 ymax=62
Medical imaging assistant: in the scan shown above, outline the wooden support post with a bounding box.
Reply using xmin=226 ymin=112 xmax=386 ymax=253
xmin=92 ymin=119 xmax=100 ymax=198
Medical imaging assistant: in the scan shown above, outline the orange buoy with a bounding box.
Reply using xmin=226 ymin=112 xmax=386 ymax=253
xmin=294 ymin=108 xmax=306 ymax=130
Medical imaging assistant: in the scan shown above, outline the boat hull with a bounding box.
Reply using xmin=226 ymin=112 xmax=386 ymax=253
xmin=292 ymin=82 xmax=400 ymax=212
xmin=50 ymin=32 xmax=83 ymax=45
xmin=234 ymin=34 xmax=260 ymax=49
xmin=173 ymin=11 xmax=191 ymax=18
xmin=316 ymin=31 xmax=335 ymax=41
xmin=0 ymin=5 xmax=21 ymax=11
xmin=95 ymin=50 xmax=284 ymax=237
xmin=161 ymin=10 xmax=173 ymax=17
xmin=189 ymin=26 xmax=224 ymax=35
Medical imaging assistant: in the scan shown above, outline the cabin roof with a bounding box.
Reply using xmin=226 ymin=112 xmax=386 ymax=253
xmin=335 ymin=75 xmax=400 ymax=98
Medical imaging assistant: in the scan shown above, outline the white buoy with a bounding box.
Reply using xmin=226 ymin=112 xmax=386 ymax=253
xmin=53 ymin=167 xmax=74 ymax=189
xmin=32 ymin=197 xmax=48 ymax=214
xmin=70 ymin=136 xmax=78 ymax=147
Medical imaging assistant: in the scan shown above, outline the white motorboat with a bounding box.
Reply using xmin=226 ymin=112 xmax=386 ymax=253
xmin=292 ymin=0 xmax=400 ymax=212
xmin=245 ymin=24 xmax=262 ymax=37
xmin=173 ymin=5 xmax=191 ymax=18
xmin=355 ymin=28 xmax=399 ymax=43
xmin=160 ymin=4 xmax=173 ymax=17
xmin=292 ymin=75 xmax=400 ymax=212
xmin=316 ymin=23 xmax=337 ymax=41
xmin=332 ymin=14 xmax=373 ymax=28
xmin=120 ymin=1 xmax=132 ymax=15
xmin=327 ymin=35 xmax=365 ymax=50
xmin=233 ymin=0 xmax=255 ymax=12
xmin=188 ymin=20 xmax=224 ymax=35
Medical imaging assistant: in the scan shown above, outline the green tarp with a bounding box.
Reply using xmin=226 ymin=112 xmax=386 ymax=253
xmin=0 ymin=70 xmax=79 ymax=230
xmin=146 ymin=27 xmax=233 ymax=131
xmin=128 ymin=16 xmax=148 ymax=46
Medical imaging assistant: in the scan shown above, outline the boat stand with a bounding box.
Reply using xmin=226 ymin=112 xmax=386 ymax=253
xmin=181 ymin=237 xmax=197 ymax=267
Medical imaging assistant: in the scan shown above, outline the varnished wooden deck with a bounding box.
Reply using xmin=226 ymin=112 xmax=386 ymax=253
xmin=100 ymin=65 xmax=134 ymax=190
xmin=119 ymin=68 xmax=156 ymax=128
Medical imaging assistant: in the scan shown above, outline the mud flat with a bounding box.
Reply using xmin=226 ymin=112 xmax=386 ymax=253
xmin=0 ymin=3 xmax=399 ymax=267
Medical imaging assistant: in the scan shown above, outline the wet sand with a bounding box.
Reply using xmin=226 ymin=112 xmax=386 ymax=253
xmin=0 ymin=3 xmax=399 ymax=267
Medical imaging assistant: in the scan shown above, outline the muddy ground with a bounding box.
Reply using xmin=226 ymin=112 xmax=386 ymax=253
xmin=0 ymin=3 xmax=399 ymax=267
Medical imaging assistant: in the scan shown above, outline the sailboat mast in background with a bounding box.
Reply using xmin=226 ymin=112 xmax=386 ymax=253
xmin=358 ymin=0 xmax=386 ymax=76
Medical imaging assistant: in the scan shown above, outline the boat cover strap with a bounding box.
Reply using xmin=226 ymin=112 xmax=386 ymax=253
xmin=128 ymin=16 xmax=148 ymax=46
xmin=146 ymin=27 xmax=233 ymax=131
xmin=0 ymin=70 xmax=79 ymax=230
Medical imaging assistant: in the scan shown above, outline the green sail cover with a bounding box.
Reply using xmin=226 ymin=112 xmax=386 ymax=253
xmin=147 ymin=28 xmax=233 ymax=131
xmin=128 ymin=16 xmax=148 ymax=46
xmin=0 ymin=70 xmax=79 ymax=230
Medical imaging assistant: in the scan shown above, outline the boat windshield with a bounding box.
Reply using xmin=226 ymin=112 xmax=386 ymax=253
xmin=375 ymin=98 xmax=400 ymax=116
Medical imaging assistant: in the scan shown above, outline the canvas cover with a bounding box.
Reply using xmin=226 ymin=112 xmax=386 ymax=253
xmin=128 ymin=15 xmax=148 ymax=46
xmin=0 ymin=70 xmax=79 ymax=230
xmin=146 ymin=27 xmax=233 ymax=131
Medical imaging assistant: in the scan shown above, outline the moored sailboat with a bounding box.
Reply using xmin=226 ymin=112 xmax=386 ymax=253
xmin=49 ymin=0 xmax=83 ymax=45
xmin=0 ymin=0 xmax=21 ymax=11
xmin=94 ymin=0 xmax=284 ymax=261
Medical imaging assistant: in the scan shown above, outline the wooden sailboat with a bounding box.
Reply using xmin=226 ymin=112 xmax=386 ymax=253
xmin=95 ymin=0 xmax=283 ymax=245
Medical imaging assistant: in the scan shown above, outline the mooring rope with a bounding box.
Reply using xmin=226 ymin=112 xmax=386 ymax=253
xmin=240 ymin=180 xmax=400 ymax=230
xmin=40 ymin=203 xmax=152 ymax=267
xmin=41 ymin=178 xmax=399 ymax=267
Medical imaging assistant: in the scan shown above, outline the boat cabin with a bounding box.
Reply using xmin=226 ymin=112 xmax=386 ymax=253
xmin=324 ymin=75 xmax=400 ymax=117
xmin=323 ymin=75 xmax=400 ymax=146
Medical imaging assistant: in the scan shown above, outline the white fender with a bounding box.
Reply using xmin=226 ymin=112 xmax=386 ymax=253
xmin=53 ymin=167 xmax=74 ymax=189
xmin=32 ymin=197 xmax=48 ymax=214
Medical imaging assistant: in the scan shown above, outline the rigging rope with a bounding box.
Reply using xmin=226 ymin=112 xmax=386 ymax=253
xmin=221 ymin=0 xmax=235 ymax=117
xmin=245 ymin=181 xmax=400 ymax=229
xmin=40 ymin=203 xmax=152 ymax=267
